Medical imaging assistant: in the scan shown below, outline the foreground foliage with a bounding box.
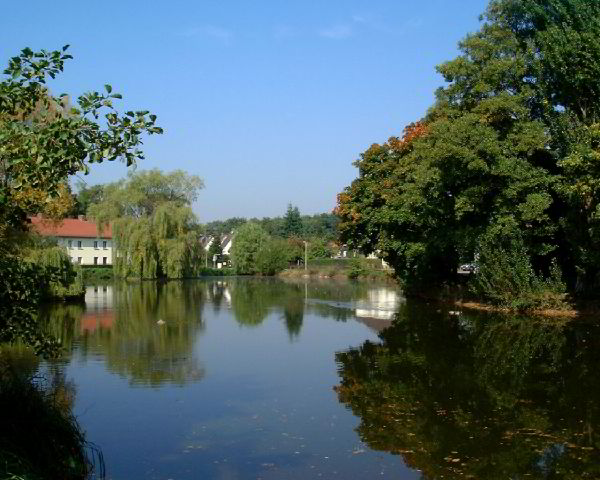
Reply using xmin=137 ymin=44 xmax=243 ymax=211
xmin=336 ymin=0 xmax=600 ymax=304
xmin=0 ymin=45 xmax=161 ymax=352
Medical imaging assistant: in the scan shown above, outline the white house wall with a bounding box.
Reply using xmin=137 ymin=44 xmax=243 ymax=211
xmin=56 ymin=237 xmax=114 ymax=266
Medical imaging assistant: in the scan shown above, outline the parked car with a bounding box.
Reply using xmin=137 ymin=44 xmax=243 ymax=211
xmin=460 ymin=263 xmax=478 ymax=273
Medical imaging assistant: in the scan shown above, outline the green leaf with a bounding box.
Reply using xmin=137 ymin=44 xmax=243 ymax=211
xmin=104 ymin=84 xmax=112 ymax=94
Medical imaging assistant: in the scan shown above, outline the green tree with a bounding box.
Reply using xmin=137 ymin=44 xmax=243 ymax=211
xmin=230 ymin=222 xmax=270 ymax=274
xmin=0 ymin=46 xmax=162 ymax=236
xmin=336 ymin=0 xmax=600 ymax=301
xmin=256 ymin=238 xmax=289 ymax=275
xmin=85 ymin=169 xmax=203 ymax=279
xmin=282 ymin=203 xmax=302 ymax=238
xmin=208 ymin=236 xmax=223 ymax=260
xmin=72 ymin=182 xmax=104 ymax=216
xmin=87 ymin=168 xmax=202 ymax=226
xmin=205 ymin=217 xmax=247 ymax=236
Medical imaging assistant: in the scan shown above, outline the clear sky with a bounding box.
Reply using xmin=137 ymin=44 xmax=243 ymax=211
xmin=2 ymin=0 xmax=489 ymax=222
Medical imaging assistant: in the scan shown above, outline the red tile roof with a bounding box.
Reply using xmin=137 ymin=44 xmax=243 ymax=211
xmin=29 ymin=216 xmax=112 ymax=239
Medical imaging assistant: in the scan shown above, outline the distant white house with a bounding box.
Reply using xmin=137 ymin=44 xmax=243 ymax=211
xmin=200 ymin=232 xmax=234 ymax=269
xmin=29 ymin=214 xmax=113 ymax=266
xmin=221 ymin=233 xmax=233 ymax=256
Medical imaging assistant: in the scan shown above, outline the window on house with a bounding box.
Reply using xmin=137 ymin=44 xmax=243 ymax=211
xmin=94 ymin=241 xmax=98 ymax=249
xmin=77 ymin=241 xmax=82 ymax=249
xmin=77 ymin=257 xmax=82 ymax=264
xmin=103 ymin=240 xmax=107 ymax=249
xmin=94 ymin=257 xmax=98 ymax=265
xmin=102 ymin=257 xmax=107 ymax=265
xmin=68 ymin=240 xmax=72 ymax=249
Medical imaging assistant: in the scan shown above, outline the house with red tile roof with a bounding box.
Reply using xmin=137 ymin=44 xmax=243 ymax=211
xmin=29 ymin=215 xmax=114 ymax=266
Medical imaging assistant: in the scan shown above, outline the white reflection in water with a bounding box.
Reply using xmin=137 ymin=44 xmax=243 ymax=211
xmin=84 ymin=285 xmax=114 ymax=309
xmin=355 ymin=287 xmax=404 ymax=322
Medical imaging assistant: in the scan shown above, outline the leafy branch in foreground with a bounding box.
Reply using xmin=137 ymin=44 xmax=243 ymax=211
xmin=0 ymin=45 xmax=163 ymax=228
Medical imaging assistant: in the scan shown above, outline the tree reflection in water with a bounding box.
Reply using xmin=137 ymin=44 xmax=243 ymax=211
xmin=41 ymin=282 xmax=207 ymax=387
xmin=40 ymin=279 xmax=398 ymax=388
xmin=335 ymin=304 xmax=600 ymax=479
xmin=229 ymin=280 xmax=306 ymax=339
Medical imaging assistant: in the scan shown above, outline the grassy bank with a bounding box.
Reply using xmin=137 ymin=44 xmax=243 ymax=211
xmin=280 ymin=257 xmax=394 ymax=282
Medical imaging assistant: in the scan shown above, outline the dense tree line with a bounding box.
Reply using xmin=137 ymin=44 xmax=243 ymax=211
xmin=336 ymin=0 xmax=600 ymax=306
xmin=205 ymin=207 xmax=340 ymax=241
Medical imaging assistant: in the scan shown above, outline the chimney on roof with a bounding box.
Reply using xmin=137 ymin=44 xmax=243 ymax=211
xmin=78 ymin=215 xmax=86 ymax=221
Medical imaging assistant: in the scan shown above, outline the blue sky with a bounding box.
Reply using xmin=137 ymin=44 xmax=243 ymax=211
xmin=2 ymin=0 xmax=489 ymax=221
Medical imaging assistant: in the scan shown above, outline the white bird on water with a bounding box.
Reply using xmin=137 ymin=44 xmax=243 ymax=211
xmin=157 ymin=319 xmax=166 ymax=325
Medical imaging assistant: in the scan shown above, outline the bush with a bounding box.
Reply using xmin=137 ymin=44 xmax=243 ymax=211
xmin=347 ymin=258 xmax=365 ymax=280
xmin=471 ymin=223 xmax=567 ymax=310
xmin=256 ymin=239 xmax=289 ymax=276
xmin=197 ymin=267 xmax=234 ymax=276
xmin=308 ymin=238 xmax=333 ymax=259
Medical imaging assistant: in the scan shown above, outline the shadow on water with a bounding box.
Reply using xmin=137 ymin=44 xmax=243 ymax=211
xmin=335 ymin=302 xmax=600 ymax=479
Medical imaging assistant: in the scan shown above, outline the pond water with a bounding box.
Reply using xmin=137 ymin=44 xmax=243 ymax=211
xmin=36 ymin=278 xmax=600 ymax=479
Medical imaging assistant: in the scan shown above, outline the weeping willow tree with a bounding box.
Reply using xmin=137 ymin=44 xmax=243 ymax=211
xmin=87 ymin=169 xmax=205 ymax=279
xmin=26 ymin=246 xmax=84 ymax=299
xmin=113 ymin=202 xmax=203 ymax=279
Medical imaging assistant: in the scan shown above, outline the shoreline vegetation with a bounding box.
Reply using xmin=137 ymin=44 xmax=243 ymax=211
xmin=279 ymin=258 xmax=394 ymax=282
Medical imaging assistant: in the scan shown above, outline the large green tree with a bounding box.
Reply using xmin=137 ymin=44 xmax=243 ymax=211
xmin=87 ymin=168 xmax=202 ymax=224
xmin=336 ymin=0 xmax=600 ymax=300
xmin=87 ymin=169 xmax=204 ymax=279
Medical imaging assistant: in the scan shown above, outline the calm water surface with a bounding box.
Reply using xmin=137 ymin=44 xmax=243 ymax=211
xmin=40 ymin=278 xmax=410 ymax=479
xmin=38 ymin=278 xmax=600 ymax=479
